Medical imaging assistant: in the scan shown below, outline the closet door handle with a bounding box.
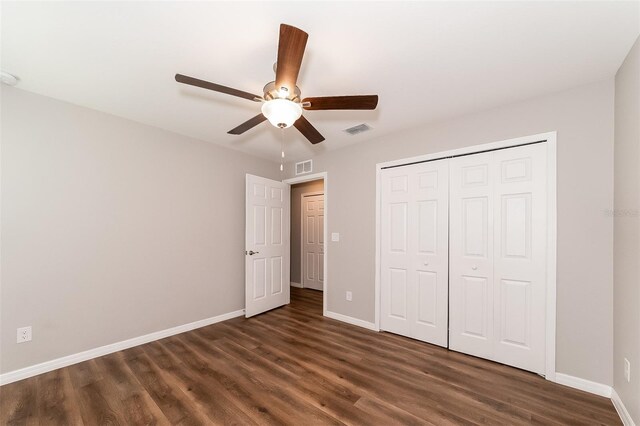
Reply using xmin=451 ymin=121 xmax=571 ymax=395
xmin=471 ymin=265 xmax=478 ymax=270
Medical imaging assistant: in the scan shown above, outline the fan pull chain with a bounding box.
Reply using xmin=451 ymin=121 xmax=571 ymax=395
xmin=280 ymin=128 xmax=285 ymax=174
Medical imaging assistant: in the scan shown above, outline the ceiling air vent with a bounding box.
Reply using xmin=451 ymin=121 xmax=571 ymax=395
xmin=344 ymin=123 xmax=372 ymax=136
xmin=295 ymin=160 xmax=313 ymax=175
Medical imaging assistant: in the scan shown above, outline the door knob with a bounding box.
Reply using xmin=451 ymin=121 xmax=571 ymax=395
xmin=471 ymin=265 xmax=478 ymax=270
xmin=246 ymin=250 xmax=259 ymax=255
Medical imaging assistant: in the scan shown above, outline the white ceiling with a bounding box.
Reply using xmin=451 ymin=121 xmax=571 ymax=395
xmin=2 ymin=1 xmax=639 ymax=162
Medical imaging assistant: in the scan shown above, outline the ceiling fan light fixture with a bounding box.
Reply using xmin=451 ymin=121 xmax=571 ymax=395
xmin=261 ymin=99 xmax=302 ymax=128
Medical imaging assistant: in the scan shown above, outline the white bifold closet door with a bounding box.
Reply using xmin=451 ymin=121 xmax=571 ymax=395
xmin=449 ymin=143 xmax=547 ymax=374
xmin=380 ymin=160 xmax=450 ymax=347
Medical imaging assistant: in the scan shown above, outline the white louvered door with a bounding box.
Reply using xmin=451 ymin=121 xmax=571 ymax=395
xmin=380 ymin=160 xmax=450 ymax=347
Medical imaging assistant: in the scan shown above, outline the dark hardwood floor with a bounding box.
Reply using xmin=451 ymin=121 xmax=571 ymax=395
xmin=1 ymin=288 xmax=621 ymax=425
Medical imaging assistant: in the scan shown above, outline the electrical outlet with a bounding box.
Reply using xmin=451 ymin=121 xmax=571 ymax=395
xmin=17 ymin=326 xmax=32 ymax=343
xmin=624 ymin=358 xmax=631 ymax=382
xmin=346 ymin=291 xmax=353 ymax=301
xmin=331 ymin=232 xmax=340 ymax=242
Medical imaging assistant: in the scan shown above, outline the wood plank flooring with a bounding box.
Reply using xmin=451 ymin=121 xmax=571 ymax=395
xmin=1 ymin=288 xmax=621 ymax=425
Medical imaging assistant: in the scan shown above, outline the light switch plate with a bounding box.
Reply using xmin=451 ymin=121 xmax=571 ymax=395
xmin=346 ymin=291 xmax=353 ymax=301
xmin=624 ymin=358 xmax=631 ymax=382
xmin=331 ymin=232 xmax=340 ymax=242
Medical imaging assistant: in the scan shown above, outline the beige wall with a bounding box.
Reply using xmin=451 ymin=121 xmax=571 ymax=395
xmin=614 ymin=36 xmax=640 ymax=423
xmin=0 ymin=77 xmax=620 ymax=391
xmin=287 ymin=80 xmax=615 ymax=385
xmin=0 ymin=87 xmax=280 ymax=374
xmin=290 ymin=180 xmax=324 ymax=284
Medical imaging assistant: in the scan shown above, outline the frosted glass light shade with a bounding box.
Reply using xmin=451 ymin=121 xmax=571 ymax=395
xmin=261 ymin=99 xmax=302 ymax=128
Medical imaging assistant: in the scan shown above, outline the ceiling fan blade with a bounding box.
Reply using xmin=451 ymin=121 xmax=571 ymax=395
xmin=175 ymin=74 xmax=262 ymax=102
xmin=275 ymin=24 xmax=308 ymax=94
xmin=294 ymin=116 xmax=325 ymax=144
xmin=302 ymin=95 xmax=379 ymax=110
xmin=227 ymin=114 xmax=268 ymax=135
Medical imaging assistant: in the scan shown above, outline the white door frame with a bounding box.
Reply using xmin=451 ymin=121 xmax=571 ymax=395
xmin=301 ymin=190 xmax=325 ymax=290
xmin=283 ymin=172 xmax=328 ymax=316
xmin=375 ymin=131 xmax=557 ymax=381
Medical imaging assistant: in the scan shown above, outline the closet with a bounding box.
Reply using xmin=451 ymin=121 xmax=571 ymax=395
xmin=380 ymin=142 xmax=548 ymax=375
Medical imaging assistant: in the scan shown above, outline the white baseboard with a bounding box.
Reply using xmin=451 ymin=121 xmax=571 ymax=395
xmin=612 ymin=388 xmax=636 ymax=426
xmin=324 ymin=310 xmax=379 ymax=331
xmin=554 ymin=372 xmax=612 ymax=398
xmin=290 ymin=281 xmax=303 ymax=288
xmin=0 ymin=309 xmax=245 ymax=386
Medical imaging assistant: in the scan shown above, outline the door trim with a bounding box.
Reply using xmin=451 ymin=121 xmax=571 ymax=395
xmin=301 ymin=191 xmax=325 ymax=290
xmin=374 ymin=131 xmax=557 ymax=382
xmin=283 ymin=172 xmax=328 ymax=317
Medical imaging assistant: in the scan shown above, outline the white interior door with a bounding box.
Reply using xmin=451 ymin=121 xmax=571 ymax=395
xmin=449 ymin=143 xmax=547 ymax=374
xmin=380 ymin=160 xmax=449 ymax=347
xmin=302 ymin=193 xmax=324 ymax=291
xmin=245 ymin=174 xmax=290 ymax=317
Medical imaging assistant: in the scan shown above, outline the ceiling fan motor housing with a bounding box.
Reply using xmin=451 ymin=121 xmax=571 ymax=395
xmin=263 ymin=81 xmax=301 ymax=102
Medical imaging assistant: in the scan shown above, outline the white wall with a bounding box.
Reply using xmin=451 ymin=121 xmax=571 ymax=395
xmin=614 ymin=35 xmax=640 ymax=423
xmin=288 ymin=80 xmax=615 ymax=385
xmin=0 ymin=87 xmax=280 ymax=374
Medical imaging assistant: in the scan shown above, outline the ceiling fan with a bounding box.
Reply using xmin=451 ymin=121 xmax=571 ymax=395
xmin=175 ymin=24 xmax=378 ymax=144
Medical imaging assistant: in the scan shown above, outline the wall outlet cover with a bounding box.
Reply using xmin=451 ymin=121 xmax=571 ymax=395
xmin=17 ymin=326 xmax=32 ymax=343
xmin=346 ymin=291 xmax=353 ymax=301
xmin=331 ymin=232 xmax=340 ymax=242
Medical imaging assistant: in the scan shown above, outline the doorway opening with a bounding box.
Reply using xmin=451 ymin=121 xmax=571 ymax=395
xmin=285 ymin=174 xmax=327 ymax=315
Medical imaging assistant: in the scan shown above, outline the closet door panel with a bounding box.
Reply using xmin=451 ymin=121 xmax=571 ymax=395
xmin=449 ymin=152 xmax=494 ymax=358
xmin=381 ymin=169 xmax=412 ymax=335
xmin=492 ymin=143 xmax=547 ymax=374
xmin=381 ymin=160 xmax=449 ymax=347
xmin=412 ymin=162 xmax=449 ymax=346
